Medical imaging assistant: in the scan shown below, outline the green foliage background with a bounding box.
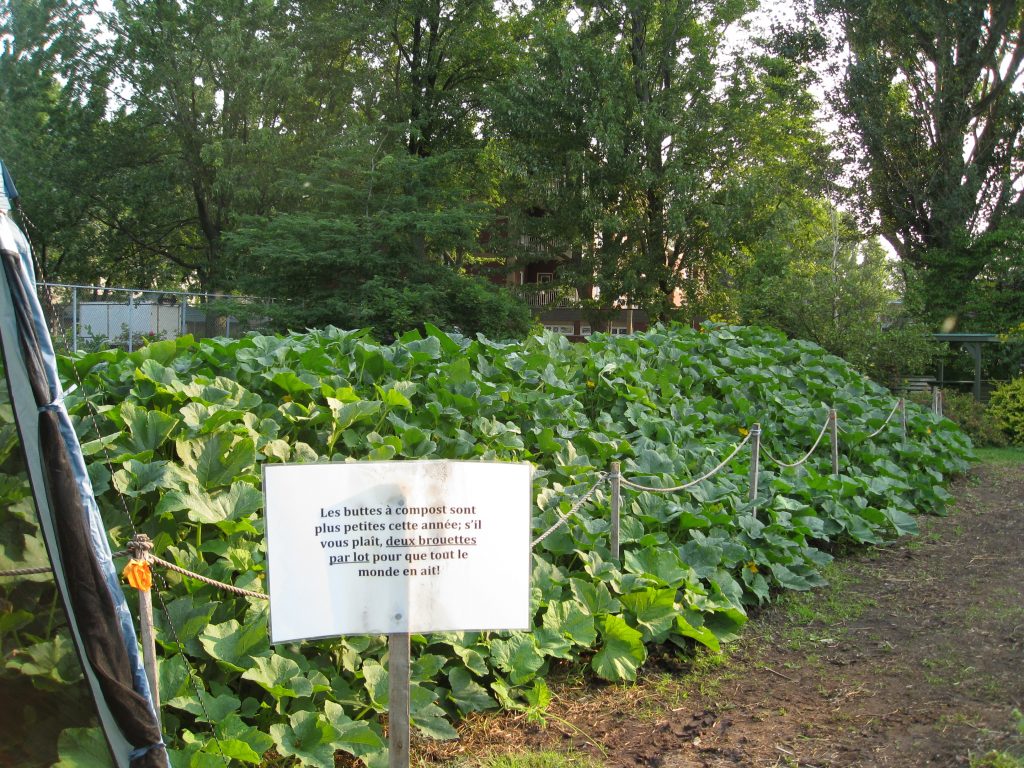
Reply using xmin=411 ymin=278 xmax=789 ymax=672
xmin=0 ymin=323 xmax=970 ymax=767
xmin=988 ymin=378 xmax=1024 ymax=446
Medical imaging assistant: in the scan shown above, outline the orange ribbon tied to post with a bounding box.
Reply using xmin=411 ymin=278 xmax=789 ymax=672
xmin=123 ymin=558 xmax=152 ymax=592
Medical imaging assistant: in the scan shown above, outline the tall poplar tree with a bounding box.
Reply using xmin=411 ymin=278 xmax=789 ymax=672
xmin=818 ymin=0 xmax=1024 ymax=327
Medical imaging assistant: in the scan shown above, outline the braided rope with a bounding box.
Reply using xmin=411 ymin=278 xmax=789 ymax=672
xmin=531 ymin=474 xmax=608 ymax=547
xmin=0 ymin=565 xmax=53 ymax=577
xmin=762 ymin=414 xmax=831 ymax=469
xmin=0 ymin=549 xmax=131 ymax=578
xmin=147 ymin=553 xmax=268 ymax=600
xmin=837 ymin=399 xmax=901 ymax=439
xmin=0 ymin=547 xmax=268 ymax=600
xmin=618 ymin=431 xmax=752 ymax=493
xmin=861 ymin=399 xmax=903 ymax=439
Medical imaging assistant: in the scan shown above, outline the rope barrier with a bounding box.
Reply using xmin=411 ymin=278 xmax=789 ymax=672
xmin=0 ymin=565 xmax=53 ymax=577
xmin=531 ymin=473 xmax=608 ymax=547
xmin=761 ymin=414 xmax=832 ymax=469
xmin=148 ymin=553 xmax=268 ymax=600
xmin=836 ymin=399 xmax=901 ymax=438
xmin=861 ymin=399 xmax=903 ymax=440
xmin=0 ymin=539 xmax=268 ymax=599
xmin=2 ymin=398 xmax=912 ymax=586
xmin=1 ymin=549 xmax=131 ymax=578
xmin=618 ymin=431 xmax=752 ymax=493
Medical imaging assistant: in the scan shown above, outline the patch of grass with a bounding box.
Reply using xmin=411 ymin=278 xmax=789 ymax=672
xmin=973 ymin=447 xmax=1024 ymax=465
xmin=967 ymin=709 xmax=1024 ymax=767
xmin=679 ymin=646 xmax=733 ymax=698
xmin=969 ymin=751 xmax=1024 ymax=768
xmin=774 ymin=564 xmax=876 ymax=652
xmin=939 ymin=711 xmax=990 ymax=730
xmin=472 ymin=750 xmax=604 ymax=768
xmin=629 ymin=671 xmax=690 ymax=719
xmin=964 ymin=599 xmax=1024 ymax=626
xmin=690 ymin=646 xmax=728 ymax=676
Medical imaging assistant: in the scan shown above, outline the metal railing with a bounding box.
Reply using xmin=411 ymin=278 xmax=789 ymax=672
xmin=35 ymin=283 xmax=270 ymax=353
xmin=510 ymin=284 xmax=581 ymax=309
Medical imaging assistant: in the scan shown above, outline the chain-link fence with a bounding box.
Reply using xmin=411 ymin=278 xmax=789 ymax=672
xmin=35 ymin=283 xmax=271 ymax=353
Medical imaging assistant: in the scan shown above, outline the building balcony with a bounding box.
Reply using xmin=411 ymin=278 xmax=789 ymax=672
xmin=510 ymin=283 xmax=581 ymax=309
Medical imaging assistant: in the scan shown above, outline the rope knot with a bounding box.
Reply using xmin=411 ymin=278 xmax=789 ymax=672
xmin=127 ymin=533 xmax=154 ymax=561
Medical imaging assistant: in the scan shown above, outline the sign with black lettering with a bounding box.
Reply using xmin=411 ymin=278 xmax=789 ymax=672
xmin=263 ymin=460 xmax=532 ymax=642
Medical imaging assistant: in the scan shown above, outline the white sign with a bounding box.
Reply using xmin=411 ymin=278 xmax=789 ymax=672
xmin=263 ymin=460 xmax=532 ymax=642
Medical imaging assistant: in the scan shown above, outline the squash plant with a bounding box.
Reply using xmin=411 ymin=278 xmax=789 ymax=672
xmin=0 ymin=323 xmax=970 ymax=767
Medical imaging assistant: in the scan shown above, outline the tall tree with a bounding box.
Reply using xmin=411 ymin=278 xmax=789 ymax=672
xmin=490 ymin=0 xmax=833 ymax=322
xmin=0 ymin=0 xmax=113 ymax=281
xmin=817 ymin=0 xmax=1024 ymax=327
xmin=224 ymin=0 xmax=531 ymax=336
xmin=101 ymin=0 xmax=319 ymax=291
xmin=738 ymin=200 xmax=937 ymax=384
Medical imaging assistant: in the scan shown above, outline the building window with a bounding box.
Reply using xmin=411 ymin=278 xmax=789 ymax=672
xmin=610 ymin=326 xmax=630 ymax=336
xmin=580 ymin=325 xmax=592 ymax=337
xmin=543 ymin=324 xmax=574 ymax=336
xmin=536 ymin=272 xmax=554 ymax=284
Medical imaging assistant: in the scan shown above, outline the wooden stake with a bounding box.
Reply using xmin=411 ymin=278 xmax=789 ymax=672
xmin=748 ymin=424 xmax=761 ymax=502
xmin=609 ymin=462 xmax=621 ymax=560
xmin=829 ymin=409 xmax=839 ymax=477
xmin=138 ymin=587 xmax=160 ymax=717
xmin=388 ymin=632 xmax=411 ymax=768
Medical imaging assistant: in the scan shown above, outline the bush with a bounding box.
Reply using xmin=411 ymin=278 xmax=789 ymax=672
xmin=941 ymin=391 xmax=1009 ymax=448
xmin=988 ymin=377 xmax=1024 ymax=445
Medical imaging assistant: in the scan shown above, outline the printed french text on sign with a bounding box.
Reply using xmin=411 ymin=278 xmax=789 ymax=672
xmin=263 ymin=460 xmax=531 ymax=642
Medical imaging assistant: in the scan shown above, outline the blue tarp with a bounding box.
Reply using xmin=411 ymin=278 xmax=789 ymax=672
xmin=0 ymin=159 xmax=167 ymax=767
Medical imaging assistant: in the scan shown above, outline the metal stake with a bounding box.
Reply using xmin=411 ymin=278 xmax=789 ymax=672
xmin=609 ymin=461 xmax=621 ymax=560
xmin=126 ymin=534 xmax=160 ymax=718
xmin=388 ymin=632 xmax=411 ymax=768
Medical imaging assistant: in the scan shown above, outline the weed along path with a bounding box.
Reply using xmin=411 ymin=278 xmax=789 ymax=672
xmin=425 ymin=458 xmax=1024 ymax=767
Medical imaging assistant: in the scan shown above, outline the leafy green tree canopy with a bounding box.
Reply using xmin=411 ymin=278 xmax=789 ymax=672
xmin=817 ymin=0 xmax=1024 ymax=329
xmin=227 ymin=142 xmax=531 ymax=340
xmin=739 ymin=200 xmax=937 ymax=386
xmin=489 ymin=0 xmax=835 ymax=323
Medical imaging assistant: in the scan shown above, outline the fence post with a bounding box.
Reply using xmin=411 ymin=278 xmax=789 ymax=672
xmin=71 ymin=287 xmax=79 ymax=353
xmin=899 ymin=398 xmax=907 ymax=444
xmin=127 ymin=535 xmax=160 ymax=719
xmin=829 ymin=409 xmax=839 ymax=477
xmin=138 ymin=588 xmax=160 ymax=719
xmin=127 ymin=295 xmax=134 ymax=352
xmin=388 ymin=632 xmax=411 ymax=768
xmin=748 ymin=424 xmax=761 ymax=503
xmin=609 ymin=462 xmax=621 ymax=560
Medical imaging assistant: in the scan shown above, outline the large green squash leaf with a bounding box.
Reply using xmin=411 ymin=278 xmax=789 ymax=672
xmin=592 ymin=615 xmax=647 ymax=681
xmin=269 ymin=710 xmax=336 ymax=768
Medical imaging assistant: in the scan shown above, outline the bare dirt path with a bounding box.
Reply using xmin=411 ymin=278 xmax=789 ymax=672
xmin=429 ymin=460 xmax=1024 ymax=767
